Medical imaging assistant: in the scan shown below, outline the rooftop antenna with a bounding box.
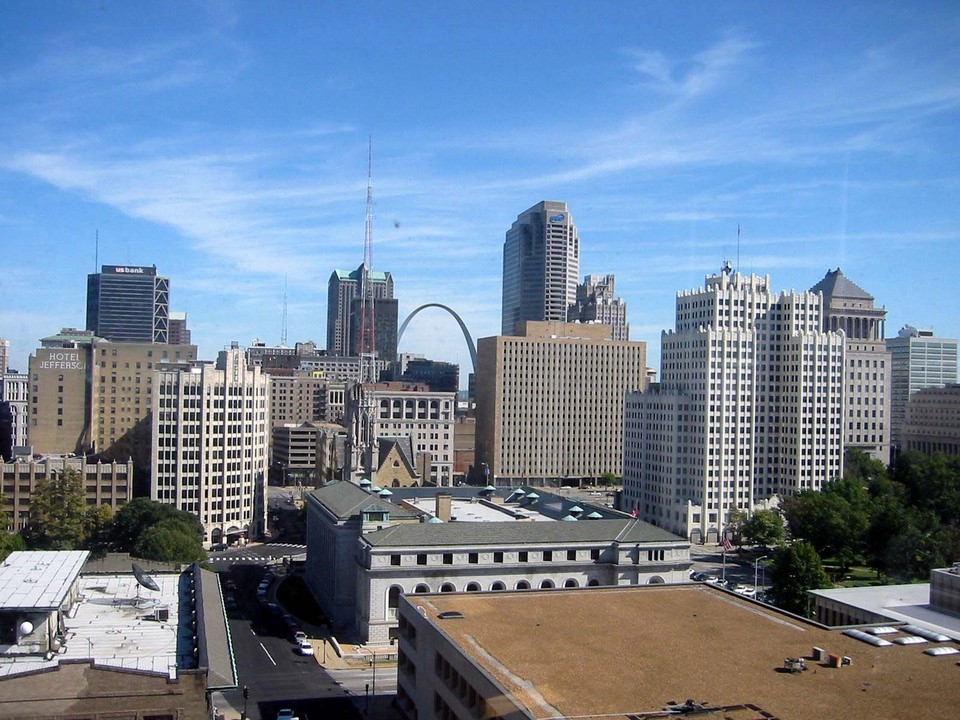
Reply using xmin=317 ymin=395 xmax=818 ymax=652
xmin=358 ymin=136 xmax=376 ymax=383
xmin=281 ymin=276 xmax=288 ymax=347
xmin=94 ymin=229 xmax=99 ymax=271
xmin=737 ymin=223 xmax=740 ymax=272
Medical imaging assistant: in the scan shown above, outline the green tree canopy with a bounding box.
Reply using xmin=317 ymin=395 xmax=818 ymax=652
xmin=21 ymin=469 xmax=88 ymax=550
xmin=726 ymin=507 xmax=749 ymax=548
xmin=768 ymin=541 xmax=832 ymax=616
xmin=133 ymin=517 xmax=205 ymax=563
xmin=781 ymin=478 xmax=870 ymax=568
xmin=0 ymin=532 xmax=27 ymax=563
xmin=742 ymin=509 xmax=786 ymax=548
xmin=110 ymin=497 xmax=203 ymax=555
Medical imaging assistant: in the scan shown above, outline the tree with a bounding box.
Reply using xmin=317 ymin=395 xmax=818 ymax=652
xmin=767 ymin=541 xmax=832 ymax=616
xmin=0 ymin=532 xmax=26 ymax=563
xmin=83 ymin=504 xmax=114 ymax=558
xmin=133 ymin=518 xmax=205 ymax=563
xmin=22 ymin=469 xmax=88 ymax=550
xmin=726 ymin=507 xmax=749 ymax=548
xmin=742 ymin=509 xmax=786 ymax=548
xmin=598 ymin=472 xmax=619 ymax=487
xmin=111 ymin=498 xmax=203 ymax=553
xmin=781 ymin=479 xmax=869 ymax=569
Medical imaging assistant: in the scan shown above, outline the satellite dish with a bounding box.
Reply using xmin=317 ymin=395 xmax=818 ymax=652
xmin=132 ymin=563 xmax=160 ymax=592
xmin=18 ymin=621 xmax=34 ymax=637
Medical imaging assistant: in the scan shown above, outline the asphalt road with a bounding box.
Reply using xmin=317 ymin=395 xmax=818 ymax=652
xmin=214 ymin=561 xmax=400 ymax=720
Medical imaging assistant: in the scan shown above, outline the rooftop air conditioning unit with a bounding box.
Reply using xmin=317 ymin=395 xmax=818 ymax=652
xmin=154 ymin=607 xmax=170 ymax=622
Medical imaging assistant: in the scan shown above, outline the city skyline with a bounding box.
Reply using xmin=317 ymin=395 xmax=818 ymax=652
xmin=2 ymin=2 xmax=959 ymax=380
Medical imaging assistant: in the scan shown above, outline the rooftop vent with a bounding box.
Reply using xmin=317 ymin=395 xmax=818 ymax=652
xmin=437 ymin=611 xmax=464 ymax=620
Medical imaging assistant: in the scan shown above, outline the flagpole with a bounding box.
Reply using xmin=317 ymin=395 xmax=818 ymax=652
xmin=722 ymin=551 xmax=726 ymax=582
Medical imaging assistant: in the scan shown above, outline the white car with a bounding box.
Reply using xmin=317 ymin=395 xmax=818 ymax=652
xmin=297 ymin=641 xmax=315 ymax=656
xmin=293 ymin=631 xmax=307 ymax=645
xmin=733 ymin=584 xmax=757 ymax=598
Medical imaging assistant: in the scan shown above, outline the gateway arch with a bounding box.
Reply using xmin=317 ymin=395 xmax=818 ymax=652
xmin=397 ymin=303 xmax=477 ymax=373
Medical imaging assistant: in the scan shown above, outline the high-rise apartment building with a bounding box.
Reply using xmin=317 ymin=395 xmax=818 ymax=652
xmin=810 ymin=269 xmax=891 ymax=463
xmin=326 ymin=265 xmax=394 ymax=356
xmin=152 ymin=347 xmax=269 ymax=546
xmin=623 ymin=270 xmax=845 ymax=543
xmin=501 ymin=201 xmax=580 ymax=335
xmin=475 ymin=321 xmax=647 ymax=484
xmin=886 ymin=326 xmax=959 ymax=450
xmin=86 ymin=265 xmax=170 ymax=343
xmin=167 ymin=311 xmax=191 ymax=345
xmin=567 ymin=273 xmax=629 ymax=341
xmin=27 ymin=329 xmax=197 ymax=479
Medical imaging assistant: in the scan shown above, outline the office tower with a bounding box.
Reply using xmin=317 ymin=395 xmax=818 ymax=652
xmin=167 ymin=311 xmax=191 ymax=345
xmin=0 ymin=371 xmax=28 ymax=458
xmin=810 ymin=269 xmax=891 ymax=463
xmin=622 ymin=269 xmax=845 ymax=543
xmin=397 ymin=358 xmax=460 ymax=393
xmin=326 ymin=265 xmax=394 ymax=356
xmin=886 ymin=326 xmax=959 ymax=450
xmin=266 ymin=371 xmax=347 ymax=428
xmin=86 ymin=265 xmax=170 ymax=343
xmin=345 ymin=382 xmax=456 ymax=486
xmin=152 ymin=346 xmax=269 ymax=546
xmin=349 ymin=296 xmax=398 ymax=362
xmin=475 ymin=321 xmax=647 ymax=483
xmin=0 ymin=338 xmax=8 ymax=373
xmin=567 ymin=273 xmax=630 ymax=341
xmin=501 ymin=201 xmax=580 ymax=335
xmin=27 ymin=329 xmax=197 ymax=477
xmin=901 ymin=384 xmax=960 ymax=456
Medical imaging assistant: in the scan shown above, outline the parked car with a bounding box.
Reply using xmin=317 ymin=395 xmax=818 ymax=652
xmin=690 ymin=571 xmax=708 ymax=582
xmin=293 ymin=631 xmax=307 ymax=645
xmin=733 ymin=585 xmax=757 ymax=598
xmin=276 ymin=710 xmax=298 ymax=720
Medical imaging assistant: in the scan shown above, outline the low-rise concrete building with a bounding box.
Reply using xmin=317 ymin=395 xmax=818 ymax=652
xmin=397 ymin=584 xmax=960 ymax=720
xmin=0 ymin=551 xmax=234 ymax=720
xmin=305 ymin=481 xmax=690 ymax=643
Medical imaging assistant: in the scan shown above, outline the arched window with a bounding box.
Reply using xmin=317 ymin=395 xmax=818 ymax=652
xmin=649 ymin=576 xmax=666 ymax=584
xmin=440 ymin=583 xmax=456 ymax=593
xmin=540 ymin=579 xmax=555 ymax=589
xmin=564 ymin=579 xmax=579 ymax=588
xmin=587 ymin=579 xmax=600 ymax=587
xmin=414 ymin=584 xmax=430 ymax=594
xmin=466 ymin=582 xmax=481 ymax=592
xmin=388 ymin=586 xmax=403 ymax=610
xmin=516 ymin=580 xmax=530 ymax=590
xmin=491 ymin=581 xmax=506 ymax=591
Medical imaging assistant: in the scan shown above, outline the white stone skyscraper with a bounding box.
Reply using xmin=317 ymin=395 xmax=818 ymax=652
xmin=151 ymin=345 xmax=269 ymax=547
xmin=623 ymin=268 xmax=845 ymax=543
xmin=501 ymin=201 xmax=580 ymax=335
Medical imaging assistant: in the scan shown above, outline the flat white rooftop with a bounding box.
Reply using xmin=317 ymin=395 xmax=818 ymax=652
xmin=0 ymin=551 xmax=89 ymax=611
xmin=405 ymin=497 xmax=555 ymax=522
xmin=811 ymin=583 xmax=960 ymax=640
xmin=0 ymin=572 xmax=188 ymax=680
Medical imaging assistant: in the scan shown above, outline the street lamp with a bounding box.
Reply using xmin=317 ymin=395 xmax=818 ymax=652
xmin=754 ymin=555 xmax=768 ymax=589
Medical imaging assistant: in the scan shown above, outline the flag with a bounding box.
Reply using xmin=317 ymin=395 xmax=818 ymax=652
xmin=722 ymin=537 xmax=733 ymax=552
xmin=630 ymin=502 xmax=638 ymax=519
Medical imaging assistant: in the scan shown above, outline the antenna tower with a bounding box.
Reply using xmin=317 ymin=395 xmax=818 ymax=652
xmin=281 ymin=276 xmax=288 ymax=347
xmin=357 ymin=137 xmax=377 ymax=383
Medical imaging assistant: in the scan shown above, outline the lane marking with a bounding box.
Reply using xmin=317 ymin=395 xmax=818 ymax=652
xmin=260 ymin=642 xmax=277 ymax=666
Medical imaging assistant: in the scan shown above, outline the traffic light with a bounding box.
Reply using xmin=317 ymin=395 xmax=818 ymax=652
xmin=243 ymin=686 xmax=249 ymax=699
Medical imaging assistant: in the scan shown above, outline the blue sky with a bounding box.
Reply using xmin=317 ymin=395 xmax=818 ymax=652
xmin=2 ymin=1 xmax=958 ymax=383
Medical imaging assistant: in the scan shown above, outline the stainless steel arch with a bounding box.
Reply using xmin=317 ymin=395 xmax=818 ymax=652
xmin=397 ymin=303 xmax=477 ymax=373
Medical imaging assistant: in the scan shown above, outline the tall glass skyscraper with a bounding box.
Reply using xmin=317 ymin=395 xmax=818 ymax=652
xmin=501 ymin=201 xmax=580 ymax=335
xmin=86 ymin=265 xmax=169 ymax=343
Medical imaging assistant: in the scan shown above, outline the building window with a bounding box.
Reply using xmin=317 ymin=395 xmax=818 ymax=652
xmin=567 ymin=549 xmax=577 ymax=561
xmin=591 ymin=549 xmax=600 ymax=561
xmin=494 ymin=551 xmax=504 ymax=563
xmin=442 ymin=553 xmax=453 ymax=565
xmin=391 ymin=554 xmax=401 ymax=566
xmin=468 ymin=553 xmax=478 ymax=564
xmin=543 ymin=550 xmax=553 ymax=562
xmin=518 ymin=551 xmax=528 ymax=563
xmin=417 ymin=553 xmax=427 ymax=566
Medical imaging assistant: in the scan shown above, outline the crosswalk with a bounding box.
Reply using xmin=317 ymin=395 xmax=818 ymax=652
xmin=208 ymin=543 xmax=306 ymax=564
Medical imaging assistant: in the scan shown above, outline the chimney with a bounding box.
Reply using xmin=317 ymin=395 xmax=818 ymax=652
xmin=436 ymin=492 xmax=452 ymax=523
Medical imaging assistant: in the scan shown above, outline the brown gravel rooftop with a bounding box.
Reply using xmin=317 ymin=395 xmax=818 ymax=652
xmin=410 ymin=584 xmax=960 ymax=720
